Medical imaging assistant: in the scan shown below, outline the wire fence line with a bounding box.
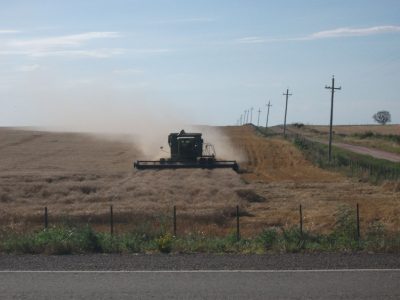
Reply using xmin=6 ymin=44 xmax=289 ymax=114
xmin=34 ymin=203 xmax=369 ymax=242
xmin=3 ymin=202 xmax=400 ymax=254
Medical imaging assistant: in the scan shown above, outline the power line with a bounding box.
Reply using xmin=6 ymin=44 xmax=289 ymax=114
xmin=266 ymin=101 xmax=272 ymax=128
xmin=283 ymin=89 xmax=292 ymax=138
xmin=325 ymin=75 xmax=341 ymax=162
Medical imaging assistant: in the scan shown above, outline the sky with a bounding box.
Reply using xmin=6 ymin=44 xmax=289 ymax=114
xmin=0 ymin=0 xmax=399 ymax=129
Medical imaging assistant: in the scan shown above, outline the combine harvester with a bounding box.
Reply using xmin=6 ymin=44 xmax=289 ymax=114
xmin=134 ymin=130 xmax=239 ymax=171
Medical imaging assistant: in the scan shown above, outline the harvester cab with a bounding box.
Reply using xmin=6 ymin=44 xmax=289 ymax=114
xmin=169 ymin=130 xmax=203 ymax=161
xmin=134 ymin=130 xmax=238 ymax=171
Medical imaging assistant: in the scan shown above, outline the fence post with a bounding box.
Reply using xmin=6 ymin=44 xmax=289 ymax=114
xmin=299 ymin=204 xmax=303 ymax=236
xmin=236 ymin=205 xmax=240 ymax=241
xmin=110 ymin=205 xmax=114 ymax=236
xmin=44 ymin=206 xmax=48 ymax=229
xmin=356 ymin=203 xmax=360 ymax=240
xmin=173 ymin=205 xmax=177 ymax=236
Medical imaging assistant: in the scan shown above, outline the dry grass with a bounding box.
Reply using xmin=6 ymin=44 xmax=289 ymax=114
xmin=305 ymin=124 xmax=400 ymax=135
xmin=283 ymin=124 xmax=400 ymax=155
xmin=222 ymin=125 xmax=340 ymax=183
xmin=221 ymin=125 xmax=400 ymax=234
xmin=0 ymin=126 xmax=399 ymax=237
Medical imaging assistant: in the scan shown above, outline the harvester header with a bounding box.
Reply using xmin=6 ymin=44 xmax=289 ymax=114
xmin=134 ymin=130 xmax=239 ymax=171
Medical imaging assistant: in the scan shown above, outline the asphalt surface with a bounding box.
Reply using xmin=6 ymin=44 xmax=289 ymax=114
xmin=1 ymin=253 xmax=400 ymax=271
xmin=1 ymin=254 xmax=399 ymax=299
xmin=1 ymin=270 xmax=400 ymax=299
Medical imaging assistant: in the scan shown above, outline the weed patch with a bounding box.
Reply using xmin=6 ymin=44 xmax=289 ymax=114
xmin=1 ymin=206 xmax=399 ymax=254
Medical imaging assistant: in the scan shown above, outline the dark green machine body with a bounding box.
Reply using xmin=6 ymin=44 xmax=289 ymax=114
xmin=168 ymin=131 xmax=203 ymax=161
xmin=134 ymin=130 xmax=239 ymax=171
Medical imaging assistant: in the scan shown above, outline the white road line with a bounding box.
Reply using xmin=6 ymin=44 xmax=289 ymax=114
xmin=1 ymin=269 xmax=400 ymax=273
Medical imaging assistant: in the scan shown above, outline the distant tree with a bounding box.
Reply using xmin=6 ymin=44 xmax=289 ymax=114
xmin=373 ymin=111 xmax=391 ymax=125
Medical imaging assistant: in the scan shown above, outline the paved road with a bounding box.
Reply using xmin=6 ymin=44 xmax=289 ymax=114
xmin=1 ymin=269 xmax=399 ymax=299
xmin=1 ymin=254 xmax=400 ymax=299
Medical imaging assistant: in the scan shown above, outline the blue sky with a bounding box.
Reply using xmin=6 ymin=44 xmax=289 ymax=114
xmin=0 ymin=0 xmax=399 ymax=128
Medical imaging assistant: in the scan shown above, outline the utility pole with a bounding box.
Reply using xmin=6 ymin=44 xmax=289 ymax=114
xmin=246 ymin=109 xmax=249 ymax=124
xmin=283 ymin=89 xmax=292 ymax=138
xmin=325 ymin=75 xmax=341 ymax=162
xmin=240 ymin=114 xmax=243 ymax=125
xmin=265 ymin=101 xmax=272 ymax=128
xmin=250 ymin=107 xmax=254 ymax=124
xmin=257 ymin=108 xmax=261 ymax=127
xmin=244 ymin=110 xmax=247 ymax=124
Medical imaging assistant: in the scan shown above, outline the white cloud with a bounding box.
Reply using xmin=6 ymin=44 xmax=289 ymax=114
xmin=236 ymin=25 xmax=400 ymax=44
xmin=235 ymin=36 xmax=268 ymax=44
xmin=0 ymin=47 xmax=172 ymax=58
xmin=16 ymin=64 xmax=41 ymax=72
xmin=303 ymin=25 xmax=400 ymax=40
xmin=0 ymin=29 xmax=20 ymax=34
xmin=0 ymin=49 xmax=125 ymax=58
xmin=0 ymin=50 xmax=25 ymax=56
xmin=8 ymin=31 xmax=120 ymax=50
xmin=0 ymin=31 xmax=173 ymax=58
xmin=29 ymin=48 xmax=125 ymax=58
xmin=0 ymin=31 xmax=123 ymax=58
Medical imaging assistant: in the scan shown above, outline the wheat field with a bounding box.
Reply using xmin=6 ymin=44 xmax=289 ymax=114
xmin=0 ymin=126 xmax=399 ymax=236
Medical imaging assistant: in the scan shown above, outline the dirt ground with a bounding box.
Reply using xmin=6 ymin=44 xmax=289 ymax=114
xmin=306 ymin=124 xmax=400 ymax=135
xmin=0 ymin=126 xmax=399 ymax=236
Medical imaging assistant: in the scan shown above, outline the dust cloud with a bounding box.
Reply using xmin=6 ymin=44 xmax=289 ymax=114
xmin=189 ymin=125 xmax=247 ymax=162
xmin=11 ymin=72 xmax=241 ymax=161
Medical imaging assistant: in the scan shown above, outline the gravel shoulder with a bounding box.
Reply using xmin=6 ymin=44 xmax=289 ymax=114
xmin=1 ymin=253 xmax=400 ymax=271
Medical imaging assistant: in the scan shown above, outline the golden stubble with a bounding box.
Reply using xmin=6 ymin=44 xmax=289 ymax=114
xmin=0 ymin=126 xmax=399 ymax=236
